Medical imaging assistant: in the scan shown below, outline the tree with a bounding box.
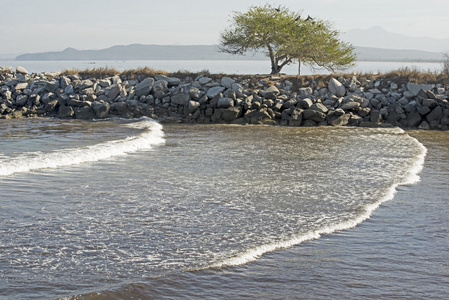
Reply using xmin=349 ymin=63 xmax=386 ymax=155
xmin=219 ymin=4 xmax=356 ymax=75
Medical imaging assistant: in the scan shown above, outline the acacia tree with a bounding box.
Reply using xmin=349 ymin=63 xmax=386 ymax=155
xmin=219 ymin=4 xmax=356 ymax=75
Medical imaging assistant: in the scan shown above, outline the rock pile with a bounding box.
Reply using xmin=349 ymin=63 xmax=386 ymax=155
xmin=1 ymin=66 xmax=449 ymax=130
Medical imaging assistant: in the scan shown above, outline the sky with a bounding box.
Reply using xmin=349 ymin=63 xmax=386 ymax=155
xmin=1 ymin=0 xmax=449 ymax=56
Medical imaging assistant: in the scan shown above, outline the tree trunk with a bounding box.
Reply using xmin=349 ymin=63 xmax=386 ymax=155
xmin=298 ymin=59 xmax=301 ymax=75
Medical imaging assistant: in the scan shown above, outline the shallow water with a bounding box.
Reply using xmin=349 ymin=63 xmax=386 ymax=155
xmin=0 ymin=118 xmax=446 ymax=299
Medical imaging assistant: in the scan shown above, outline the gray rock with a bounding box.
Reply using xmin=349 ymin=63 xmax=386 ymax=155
xmin=406 ymin=110 xmax=422 ymax=128
xmin=370 ymin=110 xmax=382 ymax=123
xmin=222 ymin=107 xmax=242 ymax=122
xmin=297 ymin=98 xmax=313 ymax=109
xmin=217 ymin=97 xmax=234 ymax=109
xmin=407 ymin=83 xmax=435 ymax=96
xmin=206 ymin=86 xmax=225 ymax=99
xmin=298 ymin=87 xmax=313 ymax=98
xmin=135 ymin=78 xmax=154 ymax=97
xmin=105 ymin=84 xmax=121 ymax=100
xmin=422 ymin=98 xmax=437 ymax=107
xmin=15 ymin=95 xmax=28 ymax=106
xmin=188 ymin=101 xmax=200 ymax=114
xmin=45 ymin=99 xmax=59 ymax=112
xmin=263 ymin=86 xmax=280 ymax=99
xmin=78 ymin=79 xmax=94 ymax=90
xmin=199 ymin=77 xmax=213 ymax=85
xmin=417 ymin=105 xmax=431 ymax=116
xmin=341 ymin=101 xmax=360 ymax=110
xmin=153 ymin=80 xmax=168 ymax=92
xmin=289 ymin=108 xmax=303 ymax=126
xmin=91 ymin=101 xmax=110 ymax=119
xmin=58 ymin=105 xmax=74 ymax=118
xmin=330 ymin=113 xmax=351 ymax=126
xmin=64 ymin=85 xmax=74 ymax=94
xmin=310 ymin=103 xmax=328 ymax=114
xmin=16 ymin=66 xmax=29 ymax=75
xmin=111 ymin=102 xmax=128 ymax=113
xmin=231 ymin=83 xmax=244 ymax=97
xmin=171 ymin=93 xmax=190 ymax=106
xmin=189 ymin=87 xmax=202 ymax=100
xmin=303 ymin=109 xmax=326 ymax=122
xmin=221 ymin=77 xmax=235 ymax=88
xmin=15 ymin=82 xmax=28 ymax=90
xmin=328 ymin=78 xmax=346 ymax=97
xmin=74 ymin=106 xmax=96 ymax=120
xmin=426 ymin=106 xmax=443 ymax=122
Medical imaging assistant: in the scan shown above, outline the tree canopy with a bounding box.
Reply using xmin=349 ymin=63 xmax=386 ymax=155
xmin=219 ymin=4 xmax=356 ymax=75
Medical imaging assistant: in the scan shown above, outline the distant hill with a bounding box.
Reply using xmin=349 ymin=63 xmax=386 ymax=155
xmin=16 ymin=44 xmax=267 ymax=61
xmin=15 ymin=43 xmax=444 ymax=62
xmin=342 ymin=26 xmax=449 ymax=53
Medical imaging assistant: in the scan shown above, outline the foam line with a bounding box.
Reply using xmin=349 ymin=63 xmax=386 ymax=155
xmin=0 ymin=118 xmax=165 ymax=177
xmin=208 ymin=131 xmax=427 ymax=269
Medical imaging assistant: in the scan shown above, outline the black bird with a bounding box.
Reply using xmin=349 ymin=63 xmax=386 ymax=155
xmin=305 ymin=15 xmax=314 ymax=21
xmin=275 ymin=7 xmax=280 ymax=12
xmin=295 ymin=16 xmax=300 ymax=21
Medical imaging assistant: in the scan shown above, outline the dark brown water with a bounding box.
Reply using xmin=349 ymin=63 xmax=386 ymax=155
xmin=0 ymin=119 xmax=447 ymax=300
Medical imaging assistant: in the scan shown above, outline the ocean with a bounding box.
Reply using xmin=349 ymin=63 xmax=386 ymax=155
xmin=1 ymin=117 xmax=448 ymax=299
xmin=0 ymin=59 xmax=443 ymax=75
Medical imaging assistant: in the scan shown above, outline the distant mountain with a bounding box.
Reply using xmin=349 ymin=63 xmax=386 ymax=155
xmin=342 ymin=26 xmax=449 ymax=53
xmin=15 ymin=44 xmax=267 ymax=61
xmin=15 ymin=43 xmax=444 ymax=62
xmin=355 ymin=46 xmax=443 ymax=62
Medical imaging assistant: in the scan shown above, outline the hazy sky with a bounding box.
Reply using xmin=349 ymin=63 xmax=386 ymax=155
xmin=1 ymin=0 xmax=448 ymax=55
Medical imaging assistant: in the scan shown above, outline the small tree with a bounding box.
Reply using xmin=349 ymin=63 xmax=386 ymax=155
xmin=219 ymin=4 xmax=356 ymax=75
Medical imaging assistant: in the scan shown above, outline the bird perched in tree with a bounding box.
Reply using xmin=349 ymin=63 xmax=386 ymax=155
xmin=305 ymin=15 xmax=314 ymax=21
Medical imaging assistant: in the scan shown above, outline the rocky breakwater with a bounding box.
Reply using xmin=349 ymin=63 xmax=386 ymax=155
xmin=1 ymin=66 xmax=449 ymax=130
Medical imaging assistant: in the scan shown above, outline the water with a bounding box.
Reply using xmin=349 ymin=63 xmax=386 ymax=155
xmin=0 ymin=59 xmax=443 ymax=75
xmin=0 ymin=118 xmax=448 ymax=299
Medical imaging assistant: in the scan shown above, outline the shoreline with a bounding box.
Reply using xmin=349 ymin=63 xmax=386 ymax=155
xmin=1 ymin=66 xmax=448 ymax=130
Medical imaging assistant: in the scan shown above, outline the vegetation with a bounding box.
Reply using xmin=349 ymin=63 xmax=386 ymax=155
xmin=219 ymin=4 xmax=356 ymax=75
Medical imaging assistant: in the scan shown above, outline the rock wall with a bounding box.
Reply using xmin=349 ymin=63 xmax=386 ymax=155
xmin=1 ymin=66 xmax=449 ymax=130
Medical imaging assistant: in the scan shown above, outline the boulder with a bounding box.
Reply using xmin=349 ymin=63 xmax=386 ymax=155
xmin=189 ymin=87 xmax=202 ymax=100
xmin=263 ymin=86 xmax=280 ymax=99
xmin=297 ymin=98 xmax=313 ymax=109
xmin=16 ymin=66 xmax=29 ymax=75
xmin=222 ymin=107 xmax=242 ymax=122
xmin=303 ymin=109 xmax=326 ymax=122
xmin=15 ymin=95 xmax=28 ymax=106
xmin=217 ymin=97 xmax=234 ymax=109
xmin=330 ymin=113 xmax=351 ymax=126
xmin=135 ymin=78 xmax=154 ymax=97
xmin=406 ymin=110 xmax=422 ymax=128
xmin=110 ymin=102 xmax=128 ymax=113
xmin=289 ymin=108 xmax=303 ymax=126
xmin=74 ymin=106 xmax=96 ymax=120
xmin=206 ymin=86 xmax=226 ymax=99
xmin=91 ymin=101 xmax=110 ymax=119
xmin=78 ymin=79 xmax=94 ymax=90
xmin=171 ymin=93 xmax=190 ymax=106
xmin=328 ymin=78 xmax=346 ymax=97
xmin=58 ymin=105 xmax=74 ymax=118
xmin=221 ymin=77 xmax=235 ymax=88
xmin=105 ymin=84 xmax=121 ymax=100
xmin=310 ymin=103 xmax=328 ymax=114
xmin=407 ymin=83 xmax=434 ymax=96
xmin=298 ymin=87 xmax=313 ymax=98
xmin=426 ymin=106 xmax=443 ymax=123
xmin=199 ymin=77 xmax=212 ymax=85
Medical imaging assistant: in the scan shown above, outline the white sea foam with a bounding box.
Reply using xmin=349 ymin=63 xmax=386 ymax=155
xmin=208 ymin=130 xmax=428 ymax=269
xmin=0 ymin=118 xmax=165 ymax=177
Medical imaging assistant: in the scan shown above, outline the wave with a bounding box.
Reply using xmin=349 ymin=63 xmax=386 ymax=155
xmin=208 ymin=129 xmax=427 ymax=268
xmin=0 ymin=118 xmax=165 ymax=177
